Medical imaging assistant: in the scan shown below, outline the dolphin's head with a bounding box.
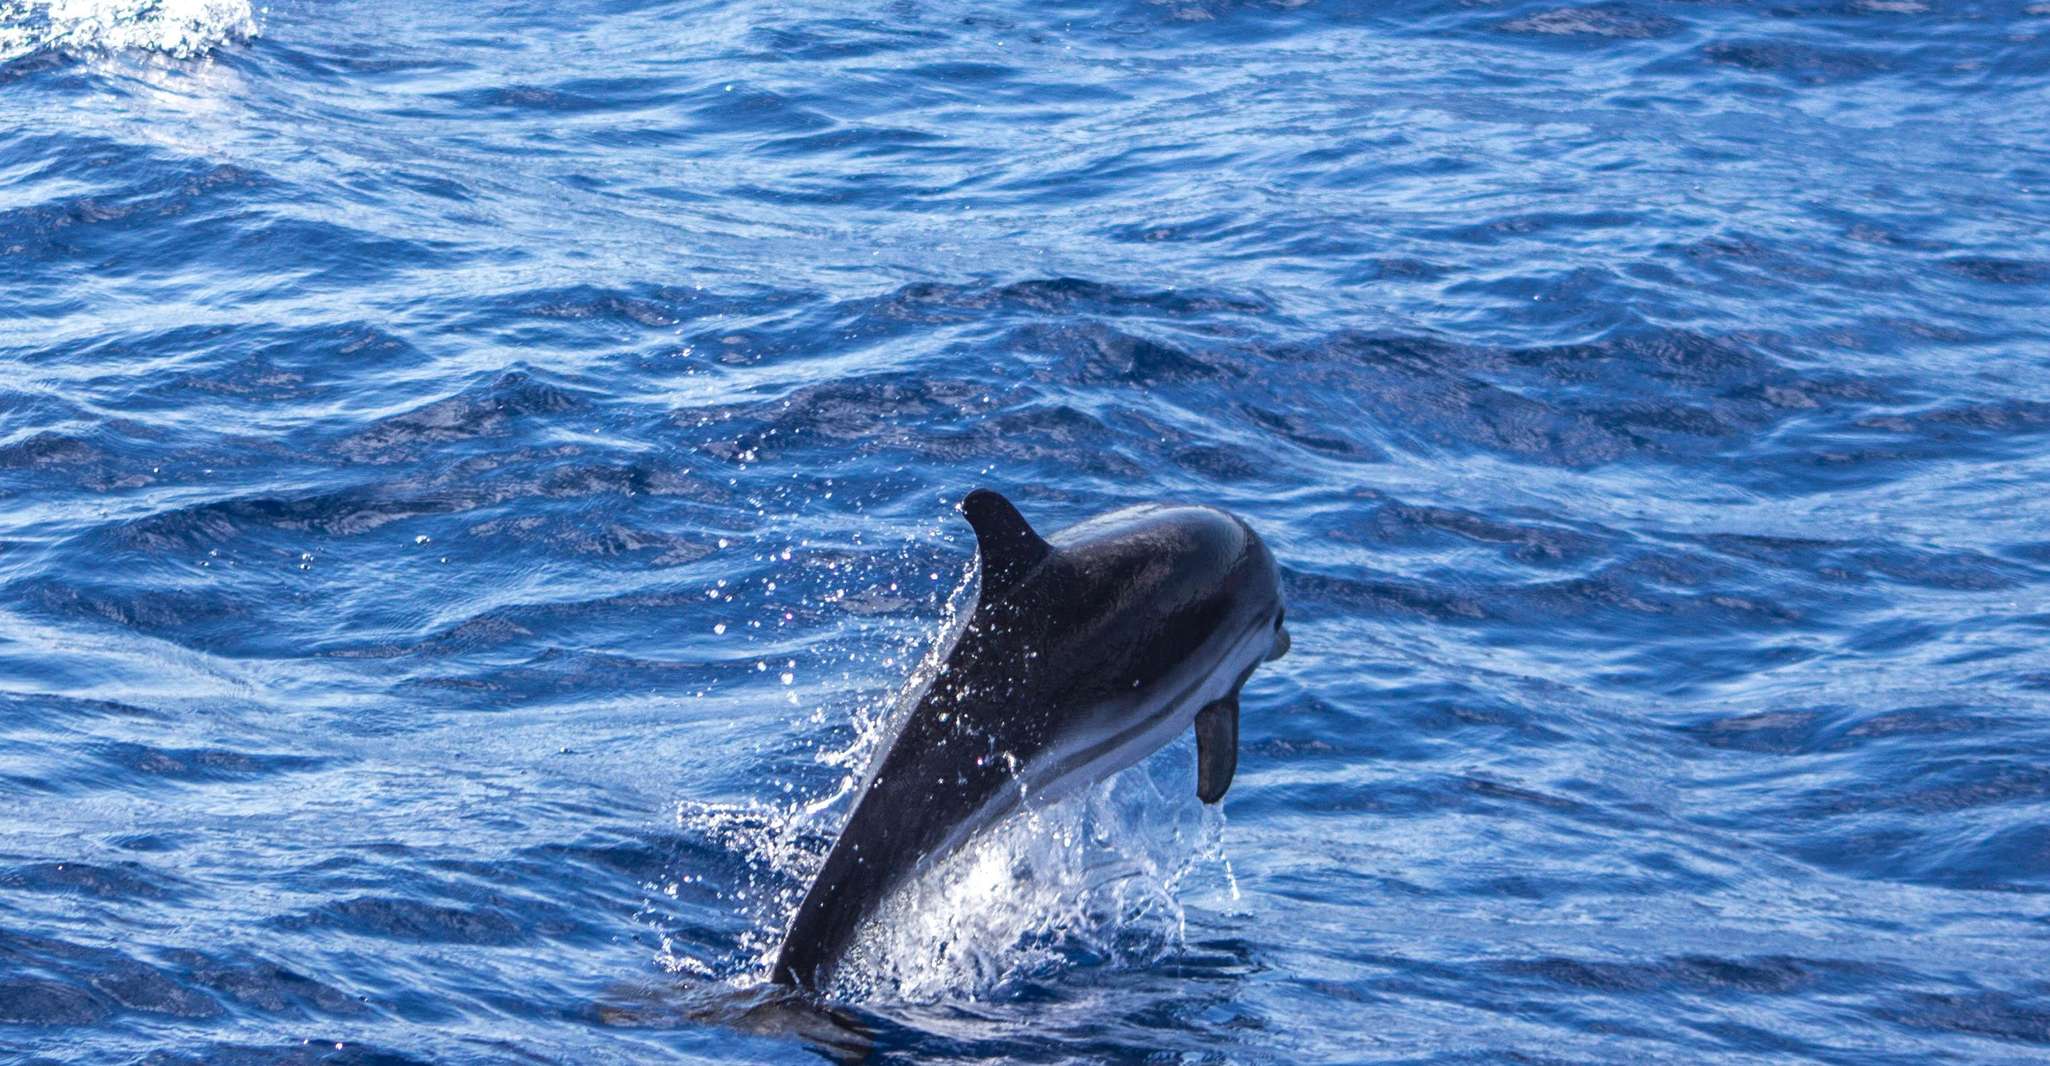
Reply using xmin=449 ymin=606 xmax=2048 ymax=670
xmin=1223 ymin=510 xmax=1290 ymax=663
xmin=1063 ymin=501 xmax=1288 ymax=667
xmin=962 ymin=489 xmax=1288 ymax=688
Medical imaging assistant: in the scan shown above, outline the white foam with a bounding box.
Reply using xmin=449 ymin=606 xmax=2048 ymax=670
xmin=0 ymin=0 xmax=258 ymax=63
xmin=681 ymin=761 xmax=1223 ymax=1004
xmin=826 ymin=758 xmax=1221 ymax=1003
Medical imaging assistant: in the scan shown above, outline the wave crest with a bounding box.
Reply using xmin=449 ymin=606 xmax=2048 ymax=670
xmin=0 ymin=0 xmax=257 ymax=62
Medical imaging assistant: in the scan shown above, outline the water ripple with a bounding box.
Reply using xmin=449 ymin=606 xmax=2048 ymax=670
xmin=3 ymin=0 xmax=2048 ymax=1061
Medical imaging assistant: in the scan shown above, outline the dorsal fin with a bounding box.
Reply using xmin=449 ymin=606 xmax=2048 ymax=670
xmin=961 ymin=488 xmax=1051 ymax=593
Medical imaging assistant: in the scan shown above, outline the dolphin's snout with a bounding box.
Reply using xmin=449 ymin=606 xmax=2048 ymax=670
xmin=1267 ymin=624 xmax=1290 ymax=661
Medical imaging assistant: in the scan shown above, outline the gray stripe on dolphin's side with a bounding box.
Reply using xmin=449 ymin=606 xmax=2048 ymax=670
xmin=771 ymin=489 xmax=1288 ymax=992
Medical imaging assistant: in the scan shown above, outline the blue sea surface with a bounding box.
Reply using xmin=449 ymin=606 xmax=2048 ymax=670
xmin=4 ymin=0 xmax=2050 ymax=1061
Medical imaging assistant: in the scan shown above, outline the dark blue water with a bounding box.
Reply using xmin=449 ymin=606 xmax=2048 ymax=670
xmin=5 ymin=0 xmax=2050 ymax=1061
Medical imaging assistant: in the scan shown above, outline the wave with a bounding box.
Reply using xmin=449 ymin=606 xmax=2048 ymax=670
xmin=0 ymin=0 xmax=257 ymax=63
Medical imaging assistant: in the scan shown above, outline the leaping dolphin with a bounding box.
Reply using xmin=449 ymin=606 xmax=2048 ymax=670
xmin=771 ymin=489 xmax=1289 ymax=991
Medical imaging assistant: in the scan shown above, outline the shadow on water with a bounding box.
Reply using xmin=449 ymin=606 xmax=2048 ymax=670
xmin=599 ymin=930 xmax=1266 ymax=1064
xmin=598 ymin=980 xmax=879 ymax=1064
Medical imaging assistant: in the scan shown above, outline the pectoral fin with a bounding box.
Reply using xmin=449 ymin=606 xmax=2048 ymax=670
xmin=1194 ymin=696 xmax=1239 ymax=804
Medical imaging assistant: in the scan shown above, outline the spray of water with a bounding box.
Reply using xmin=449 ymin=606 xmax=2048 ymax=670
xmin=0 ymin=0 xmax=257 ymax=62
xmin=830 ymin=765 xmax=1225 ymax=1003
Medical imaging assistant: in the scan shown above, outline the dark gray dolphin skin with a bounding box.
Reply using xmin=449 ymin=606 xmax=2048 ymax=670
xmin=771 ymin=488 xmax=1289 ymax=991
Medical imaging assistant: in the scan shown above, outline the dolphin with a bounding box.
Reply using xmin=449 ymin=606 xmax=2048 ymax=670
xmin=771 ymin=488 xmax=1289 ymax=991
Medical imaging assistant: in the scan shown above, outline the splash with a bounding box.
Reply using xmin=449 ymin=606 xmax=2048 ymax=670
xmin=830 ymin=766 xmax=1223 ymax=1003
xmin=662 ymin=757 xmax=1223 ymax=1004
xmin=0 ymin=0 xmax=258 ymax=63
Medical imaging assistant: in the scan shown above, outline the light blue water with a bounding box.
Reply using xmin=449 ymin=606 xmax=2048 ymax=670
xmin=4 ymin=1 xmax=2050 ymax=1062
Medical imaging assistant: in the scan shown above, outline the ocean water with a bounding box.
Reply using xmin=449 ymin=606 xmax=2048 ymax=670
xmin=4 ymin=0 xmax=2050 ymax=1061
